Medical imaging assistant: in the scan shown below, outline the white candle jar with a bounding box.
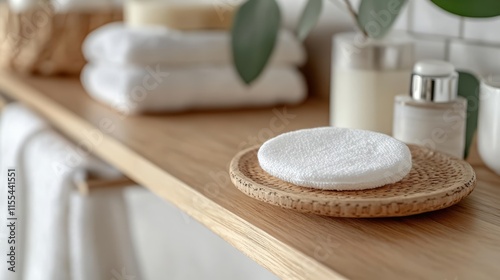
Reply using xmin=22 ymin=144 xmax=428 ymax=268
xmin=330 ymin=32 xmax=414 ymax=135
xmin=478 ymin=75 xmax=500 ymax=175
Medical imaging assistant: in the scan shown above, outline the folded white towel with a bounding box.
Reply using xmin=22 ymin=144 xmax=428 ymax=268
xmin=258 ymin=127 xmax=412 ymax=190
xmin=83 ymin=23 xmax=306 ymax=67
xmin=0 ymin=104 xmax=141 ymax=280
xmin=81 ymin=63 xmax=307 ymax=114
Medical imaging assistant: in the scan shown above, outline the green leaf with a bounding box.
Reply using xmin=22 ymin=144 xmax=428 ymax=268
xmin=231 ymin=0 xmax=281 ymax=84
xmin=296 ymin=0 xmax=323 ymax=41
xmin=357 ymin=0 xmax=407 ymax=39
xmin=431 ymin=0 xmax=500 ymax=18
xmin=457 ymin=71 xmax=480 ymax=159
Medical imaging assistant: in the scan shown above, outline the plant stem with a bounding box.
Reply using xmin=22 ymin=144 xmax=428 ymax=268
xmin=342 ymin=0 xmax=368 ymax=38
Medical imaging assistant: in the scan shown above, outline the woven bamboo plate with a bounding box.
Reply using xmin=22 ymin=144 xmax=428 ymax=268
xmin=229 ymin=145 xmax=476 ymax=218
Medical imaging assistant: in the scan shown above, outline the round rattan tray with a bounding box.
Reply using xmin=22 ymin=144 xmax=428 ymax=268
xmin=229 ymin=145 xmax=476 ymax=218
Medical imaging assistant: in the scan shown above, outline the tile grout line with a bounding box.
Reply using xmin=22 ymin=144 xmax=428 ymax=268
xmin=444 ymin=38 xmax=450 ymax=61
xmin=406 ymin=0 xmax=414 ymax=32
xmin=458 ymin=17 xmax=465 ymax=39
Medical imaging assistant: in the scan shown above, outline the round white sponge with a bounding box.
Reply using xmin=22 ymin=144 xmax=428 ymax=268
xmin=257 ymin=127 xmax=412 ymax=191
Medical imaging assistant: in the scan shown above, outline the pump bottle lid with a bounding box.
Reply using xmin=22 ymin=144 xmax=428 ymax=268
xmin=410 ymin=60 xmax=458 ymax=102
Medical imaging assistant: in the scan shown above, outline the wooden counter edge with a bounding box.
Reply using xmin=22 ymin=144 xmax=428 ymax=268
xmin=0 ymin=72 xmax=348 ymax=280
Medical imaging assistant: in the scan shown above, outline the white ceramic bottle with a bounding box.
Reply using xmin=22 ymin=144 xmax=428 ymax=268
xmin=330 ymin=32 xmax=414 ymax=135
xmin=393 ymin=60 xmax=467 ymax=158
xmin=478 ymin=75 xmax=500 ymax=175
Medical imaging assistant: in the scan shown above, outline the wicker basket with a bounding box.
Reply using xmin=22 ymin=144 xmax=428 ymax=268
xmin=0 ymin=3 xmax=122 ymax=76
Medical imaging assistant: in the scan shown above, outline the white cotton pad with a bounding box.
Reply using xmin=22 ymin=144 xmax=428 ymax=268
xmin=257 ymin=127 xmax=412 ymax=191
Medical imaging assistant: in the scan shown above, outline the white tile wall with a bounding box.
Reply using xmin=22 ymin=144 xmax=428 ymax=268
xmin=411 ymin=0 xmax=462 ymax=37
xmin=278 ymin=0 xmax=353 ymax=31
xmin=403 ymin=0 xmax=500 ymax=77
xmin=414 ymin=37 xmax=447 ymax=61
xmin=449 ymin=41 xmax=500 ymax=76
xmin=464 ymin=18 xmax=500 ymax=44
xmin=392 ymin=0 xmax=411 ymax=31
xmin=282 ymin=0 xmax=500 ymax=98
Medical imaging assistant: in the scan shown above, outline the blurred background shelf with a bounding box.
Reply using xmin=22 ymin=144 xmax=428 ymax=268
xmin=0 ymin=71 xmax=499 ymax=280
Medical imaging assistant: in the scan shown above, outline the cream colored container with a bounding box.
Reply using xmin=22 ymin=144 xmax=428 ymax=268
xmin=330 ymin=32 xmax=414 ymax=135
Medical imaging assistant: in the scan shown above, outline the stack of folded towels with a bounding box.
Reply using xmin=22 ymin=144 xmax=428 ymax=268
xmin=81 ymin=21 xmax=307 ymax=114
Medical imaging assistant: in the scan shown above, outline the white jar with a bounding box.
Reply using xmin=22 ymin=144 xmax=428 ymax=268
xmin=393 ymin=96 xmax=467 ymax=158
xmin=478 ymin=75 xmax=500 ymax=175
xmin=330 ymin=32 xmax=414 ymax=135
xmin=393 ymin=60 xmax=467 ymax=159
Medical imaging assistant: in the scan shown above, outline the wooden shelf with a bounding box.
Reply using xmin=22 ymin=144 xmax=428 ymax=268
xmin=1 ymin=72 xmax=499 ymax=280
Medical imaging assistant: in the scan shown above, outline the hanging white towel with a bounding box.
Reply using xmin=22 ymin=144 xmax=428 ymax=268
xmin=0 ymin=105 xmax=48 ymax=280
xmin=0 ymin=104 xmax=141 ymax=280
xmin=68 ymin=187 xmax=140 ymax=280
xmin=81 ymin=63 xmax=307 ymax=114
xmin=83 ymin=22 xmax=306 ymax=67
xmin=125 ymin=187 xmax=278 ymax=280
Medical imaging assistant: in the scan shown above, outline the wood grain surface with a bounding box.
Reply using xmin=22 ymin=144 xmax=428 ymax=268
xmin=0 ymin=72 xmax=499 ymax=280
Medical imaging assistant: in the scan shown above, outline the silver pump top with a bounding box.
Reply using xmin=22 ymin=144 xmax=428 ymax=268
xmin=410 ymin=60 xmax=458 ymax=102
